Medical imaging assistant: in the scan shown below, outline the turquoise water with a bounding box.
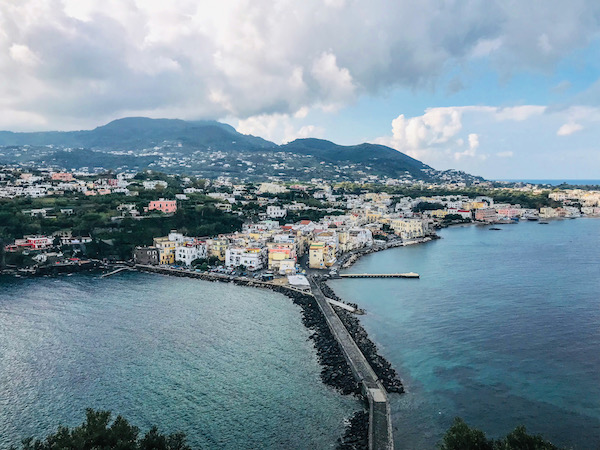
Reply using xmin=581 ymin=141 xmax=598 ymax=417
xmin=330 ymin=219 xmax=600 ymax=449
xmin=0 ymin=274 xmax=360 ymax=449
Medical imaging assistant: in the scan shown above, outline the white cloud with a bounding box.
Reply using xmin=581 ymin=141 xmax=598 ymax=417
xmin=374 ymin=103 xmax=600 ymax=178
xmin=557 ymin=122 xmax=583 ymax=136
xmin=236 ymin=113 xmax=324 ymax=144
xmin=1 ymin=0 xmax=599 ymax=129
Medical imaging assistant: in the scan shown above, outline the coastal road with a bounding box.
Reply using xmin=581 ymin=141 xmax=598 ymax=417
xmin=308 ymin=276 xmax=393 ymax=450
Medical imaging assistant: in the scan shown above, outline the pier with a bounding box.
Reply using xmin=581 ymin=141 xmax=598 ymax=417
xmin=100 ymin=266 xmax=132 ymax=278
xmin=309 ymin=276 xmax=394 ymax=450
xmin=340 ymin=272 xmax=419 ymax=279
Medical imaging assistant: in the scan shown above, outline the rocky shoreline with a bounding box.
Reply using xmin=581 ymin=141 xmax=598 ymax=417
xmin=316 ymin=277 xmax=404 ymax=394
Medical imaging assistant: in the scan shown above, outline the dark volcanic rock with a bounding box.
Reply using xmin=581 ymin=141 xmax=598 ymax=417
xmin=337 ymin=410 xmax=369 ymax=450
xmin=317 ymin=278 xmax=405 ymax=394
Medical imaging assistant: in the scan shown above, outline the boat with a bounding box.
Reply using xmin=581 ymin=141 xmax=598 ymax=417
xmin=539 ymin=221 xmax=549 ymax=224
xmin=489 ymin=227 xmax=502 ymax=230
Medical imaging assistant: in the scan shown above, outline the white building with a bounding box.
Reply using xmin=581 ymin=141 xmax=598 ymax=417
xmin=225 ymin=247 xmax=265 ymax=271
xmin=143 ymin=180 xmax=168 ymax=190
xmin=175 ymin=242 xmax=207 ymax=267
xmin=266 ymin=205 xmax=287 ymax=219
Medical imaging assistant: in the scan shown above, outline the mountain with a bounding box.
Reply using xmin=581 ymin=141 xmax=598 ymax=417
xmin=0 ymin=117 xmax=275 ymax=151
xmin=0 ymin=117 xmax=481 ymax=183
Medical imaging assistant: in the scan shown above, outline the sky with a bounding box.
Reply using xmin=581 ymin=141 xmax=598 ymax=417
xmin=1 ymin=0 xmax=600 ymax=179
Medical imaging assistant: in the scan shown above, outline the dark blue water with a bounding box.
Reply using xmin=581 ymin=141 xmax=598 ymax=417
xmin=0 ymin=274 xmax=359 ymax=449
xmin=501 ymin=179 xmax=600 ymax=186
xmin=330 ymin=219 xmax=600 ymax=449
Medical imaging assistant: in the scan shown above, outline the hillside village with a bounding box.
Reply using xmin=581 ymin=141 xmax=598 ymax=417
xmin=1 ymin=167 xmax=599 ymax=280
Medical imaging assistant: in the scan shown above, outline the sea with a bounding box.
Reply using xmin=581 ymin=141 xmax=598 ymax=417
xmin=0 ymin=274 xmax=360 ymax=449
xmin=330 ymin=218 xmax=600 ymax=449
xmin=1 ymin=218 xmax=599 ymax=449
xmin=500 ymin=179 xmax=600 ymax=186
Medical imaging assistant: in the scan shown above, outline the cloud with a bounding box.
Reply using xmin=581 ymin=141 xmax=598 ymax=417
xmin=374 ymin=103 xmax=600 ymax=178
xmin=236 ymin=112 xmax=324 ymax=144
xmin=557 ymin=122 xmax=583 ymax=136
xmin=1 ymin=0 xmax=600 ymax=130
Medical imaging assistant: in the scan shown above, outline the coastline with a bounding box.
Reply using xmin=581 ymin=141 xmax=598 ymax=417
xmin=339 ymin=235 xmax=438 ymax=270
xmin=1 ymin=237 xmax=434 ymax=449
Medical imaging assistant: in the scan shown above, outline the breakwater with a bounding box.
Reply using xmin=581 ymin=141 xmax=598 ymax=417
xmin=134 ymin=265 xmax=399 ymax=449
xmin=317 ymin=278 xmax=404 ymax=394
xmin=134 ymin=265 xmax=368 ymax=446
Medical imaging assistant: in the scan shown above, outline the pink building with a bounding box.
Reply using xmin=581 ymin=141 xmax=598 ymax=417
xmin=148 ymin=199 xmax=177 ymax=214
xmin=51 ymin=172 xmax=74 ymax=181
xmin=474 ymin=208 xmax=497 ymax=222
xmin=496 ymin=208 xmax=522 ymax=218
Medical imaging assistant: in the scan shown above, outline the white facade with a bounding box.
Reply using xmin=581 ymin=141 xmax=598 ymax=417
xmin=225 ymin=248 xmax=264 ymax=270
xmin=266 ymin=205 xmax=287 ymax=218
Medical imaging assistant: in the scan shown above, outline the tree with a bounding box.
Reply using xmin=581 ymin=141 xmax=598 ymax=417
xmin=12 ymin=409 xmax=191 ymax=450
xmin=439 ymin=418 xmax=563 ymax=450
xmin=439 ymin=418 xmax=493 ymax=450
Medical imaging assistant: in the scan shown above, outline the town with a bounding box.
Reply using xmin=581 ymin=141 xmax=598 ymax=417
xmin=1 ymin=166 xmax=599 ymax=282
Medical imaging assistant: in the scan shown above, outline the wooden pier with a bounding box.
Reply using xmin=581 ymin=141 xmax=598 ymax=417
xmin=340 ymin=272 xmax=419 ymax=279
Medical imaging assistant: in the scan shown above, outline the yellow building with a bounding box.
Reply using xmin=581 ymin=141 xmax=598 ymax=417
xmin=462 ymin=201 xmax=486 ymax=210
xmin=366 ymin=211 xmax=382 ymax=223
xmin=309 ymin=242 xmax=325 ymax=269
xmin=430 ymin=209 xmax=449 ymax=218
xmin=153 ymin=237 xmax=177 ymax=265
xmin=390 ymin=219 xmax=426 ymax=239
xmin=207 ymin=238 xmax=228 ymax=261
xmin=267 ymin=242 xmax=296 ymax=274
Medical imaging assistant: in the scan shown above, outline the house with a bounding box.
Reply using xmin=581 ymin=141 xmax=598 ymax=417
xmin=225 ymin=247 xmax=265 ymax=271
xmin=266 ymin=205 xmax=287 ymax=219
xmin=4 ymin=235 xmax=54 ymax=252
xmin=134 ymin=246 xmax=159 ymax=265
xmin=175 ymin=241 xmax=207 ymax=266
xmin=267 ymin=242 xmax=297 ymax=274
xmin=153 ymin=237 xmax=177 ymax=265
xmin=308 ymin=241 xmax=336 ymax=269
xmin=51 ymin=172 xmax=74 ymax=182
xmin=390 ymin=218 xmax=428 ymax=239
xmin=148 ymin=199 xmax=177 ymax=214
xmin=474 ymin=208 xmax=498 ymax=222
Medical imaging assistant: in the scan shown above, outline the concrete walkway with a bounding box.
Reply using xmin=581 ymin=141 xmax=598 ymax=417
xmin=309 ymin=276 xmax=394 ymax=450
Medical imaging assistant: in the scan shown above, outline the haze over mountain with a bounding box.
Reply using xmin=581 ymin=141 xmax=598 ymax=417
xmin=0 ymin=117 xmax=481 ymax=183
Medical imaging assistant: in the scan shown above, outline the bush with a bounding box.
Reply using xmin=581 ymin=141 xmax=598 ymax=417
xmin=12 ymin=409 xmax=191 ymax=450
xmin=439 ymin=418 xmax=563 ymax=450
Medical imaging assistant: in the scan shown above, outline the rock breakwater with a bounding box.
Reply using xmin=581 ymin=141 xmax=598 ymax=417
xmin=316 ymin=277 xmax=404 ymax=394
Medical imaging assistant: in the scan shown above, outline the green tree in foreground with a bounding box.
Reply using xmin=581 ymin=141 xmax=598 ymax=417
xmin=439 ymin=417 xmax=564 ymax=450
xmin=12 ymin=409 xmax=191 ymax=450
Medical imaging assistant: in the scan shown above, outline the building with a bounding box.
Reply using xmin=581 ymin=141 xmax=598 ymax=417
xmin=225 ymin=247 xmax=264 ymax=271
xmin=148 ymin=199 xmax=177 ymax=214
xmin=207 ymin=238 xmax=228 ymax=261
xmin=175 ymin=241 xmax=207 ymax=266
xmin=51 ymin=172 xmax=74 ymax=182
xmin=390 ymin=218 xmax=428 ymax=239
xmin=266 ymin=205 xmax=287 ymax=219
xmin=267 ymin=242 xmax=297 ymax=274
xmin=4 ymin=235 xmax=54 ymax=252
xmin=143 ymin=180 xmax=168 ymax=190
xmin=474 ymin=208 xmax=498 ymax=222
xmin=308 ymin=241 xmax=336 ymax=269
xmin=153 ymin=237 xmax=177 ymax=265
xmin=134 ymin=246 xmax=159 ymax=265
